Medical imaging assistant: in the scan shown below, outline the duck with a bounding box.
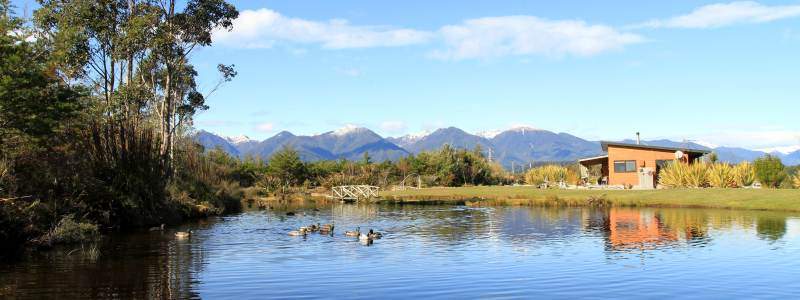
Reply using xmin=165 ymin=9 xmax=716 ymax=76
xmin=359 ymin=232 xmax=371 ymax=242
xmin=367 ymin=229 xmax=383 ymax=239
xmin=149 ymin=224 xmax=165 ymax=231
xmin=288 ymin=228 xmax=308 ymax=236
xmin=307 ymin=223 xmax=320 ymax=232
xmin=319 ymin=223 xmax=334 ymax=234
xmin=175 ymin=230 xmax=192 ymax=238
xmin=286 ymin=212 xmax=296 ymax=216
xmin=344 ymin=227 xmax=361 ymax=237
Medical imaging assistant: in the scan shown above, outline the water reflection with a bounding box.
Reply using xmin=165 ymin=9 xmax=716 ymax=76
xmin=1 ymin=203 xmax=797 ymax=299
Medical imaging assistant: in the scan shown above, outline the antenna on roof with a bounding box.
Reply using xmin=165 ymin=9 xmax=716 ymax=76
xmin=636 ymin=132 xmax=641 ymax=145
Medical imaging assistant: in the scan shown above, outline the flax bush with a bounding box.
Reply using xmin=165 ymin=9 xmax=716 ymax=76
xmin=708 ymin=163 xmax=736 ymax=188
xmin=793 ymin=175 xmax=800 ymax=189
xmin=658 ymin=160 xmax=687 ymax=188
xmin=525 ymin=165 xmax=577 ymax=187
xmin=659 ymin=161 xmax=709 ymax=188
xmin=685 ymin=162 xmax=709 ymax=188
xmin=733 ymin=162 xmax=756 ymax=187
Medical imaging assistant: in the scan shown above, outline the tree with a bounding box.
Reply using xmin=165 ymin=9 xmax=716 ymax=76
xmin=753 ymin=155 xmax=786 ymax=188
xmin=35 ymin=0 xmax=239 ymax=176
xmin=267 ymin=146 xmax=306 ymax=190
xmin=0 ymin=1 xmax=85 ymax=149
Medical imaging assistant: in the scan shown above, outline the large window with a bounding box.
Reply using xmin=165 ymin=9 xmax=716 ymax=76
xmin=614 ymin=160 xmax=637 ymax=173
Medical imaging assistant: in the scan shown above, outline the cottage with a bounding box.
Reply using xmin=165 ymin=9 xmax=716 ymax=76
xmin=579 ymin=141 xmax=710 ymax=189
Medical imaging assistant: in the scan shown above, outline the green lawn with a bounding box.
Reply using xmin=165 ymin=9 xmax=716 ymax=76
xmin=380 ymin=186 xmax=800 ymax=212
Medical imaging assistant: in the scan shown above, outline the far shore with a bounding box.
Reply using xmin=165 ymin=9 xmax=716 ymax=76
xmin=378 ymin=186 xmax=800 ymax=212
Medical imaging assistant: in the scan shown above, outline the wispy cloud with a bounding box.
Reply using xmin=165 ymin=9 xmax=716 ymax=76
xmin=633 ymin=1 xmax=800 ymax=29
xmin=431 ymin=16 xmax=643 ymax=60
xmin=213 ymin=8 xmax=433 ymax=49
xmin=255 ymin=122 xmax=275 ymax=132
xmin=214 ymin=9 xmax=642 ymax=60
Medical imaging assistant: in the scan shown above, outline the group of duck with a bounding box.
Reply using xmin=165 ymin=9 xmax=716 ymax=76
xmin=289 ymin=224 xmax=383 ymax=243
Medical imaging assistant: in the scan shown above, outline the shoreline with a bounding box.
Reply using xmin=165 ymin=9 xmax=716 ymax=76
xmin=378 ymin=186 xmax=800 ymax=212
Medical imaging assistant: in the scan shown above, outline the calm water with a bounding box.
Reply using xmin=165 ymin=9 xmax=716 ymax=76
xmin=2 ymin=203 xmax=800 ymax=299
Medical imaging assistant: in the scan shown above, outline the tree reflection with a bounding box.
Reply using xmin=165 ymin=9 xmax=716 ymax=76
xmin=756 ymin=216 xmax=787 ymax=242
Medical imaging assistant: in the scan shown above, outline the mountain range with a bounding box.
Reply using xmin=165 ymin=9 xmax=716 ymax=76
xmin=195 ymin=126 xmax=800 ymax=167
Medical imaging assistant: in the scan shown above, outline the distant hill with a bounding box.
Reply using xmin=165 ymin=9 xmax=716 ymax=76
xmin=193 ymin=127 xmax=799 ymax=167
xmin=490 ymin=127 xmax=600 ymax=167
xmin=195 ymin=130 xmax=240 ymax=156
xmin=401 ymin=127 xmax=492 ymax=154
xmin=196 ymin=127 xmax=408 ymax=162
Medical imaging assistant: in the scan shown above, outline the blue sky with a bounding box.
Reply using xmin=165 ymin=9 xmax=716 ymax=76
xmin=12 ymin=0 xmax=800 ymax=150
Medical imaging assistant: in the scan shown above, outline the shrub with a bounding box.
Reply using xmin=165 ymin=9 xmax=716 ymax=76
xmin=37 ymin=215 xmax=99 ymax=246
xmin=658 ymin=160 xmax=687 ymax=188
xmin=659 ymin=161 xmax=709 ymax=188
xmin=524 ymin=165 xmax=576 ymax=187
xmin=794 ymin=175 xmax=800 ymax=189
xmin=733 ymin=162 xmax=755 ymax=187
xmin=754 ymin=155 xmax=786 ymax=188
xmin=685 ymin=162 xmax=709 ymax=188
xmin=708 ymin=163 xmax=735 ymax=188
xmin=0 ymin=201 xmax=29 ymax=258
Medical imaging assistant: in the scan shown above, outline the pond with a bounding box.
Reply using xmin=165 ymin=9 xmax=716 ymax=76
xmin=2 ymin=203 xmax=800 ymax=299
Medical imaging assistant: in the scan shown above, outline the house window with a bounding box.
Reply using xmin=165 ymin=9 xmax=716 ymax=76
xmin=614 ymin=160 xmax=637 ymax=173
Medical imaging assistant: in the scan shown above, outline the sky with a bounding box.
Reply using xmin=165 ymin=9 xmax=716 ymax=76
xmin=11 ymin=0 xmax=800 ymax=151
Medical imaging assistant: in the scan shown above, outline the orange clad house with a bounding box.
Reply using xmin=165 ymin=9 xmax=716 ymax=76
xmin=579 ymin=141 xmax=710 ymax=188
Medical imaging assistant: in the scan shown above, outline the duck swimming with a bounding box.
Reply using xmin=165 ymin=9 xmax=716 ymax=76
xmin=344 ymin=227 xmax=360 ymax=237
xmin=319 ymin=223 xmax=334 ymax=233
xmin=175 ymin=230 xmax=192 ymax=238
xmin=367 ymin=229 xmax=382 ymax=239
xmin=288 ymin=228 xmax=308 ymax=236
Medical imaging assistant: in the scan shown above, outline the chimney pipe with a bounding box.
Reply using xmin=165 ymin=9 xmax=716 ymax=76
xmin=636 ymin=132 xmax=641 ymax=145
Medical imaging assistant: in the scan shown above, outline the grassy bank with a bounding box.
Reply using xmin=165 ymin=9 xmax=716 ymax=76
xmin=380 ymin=186 xmax=800 ymax=212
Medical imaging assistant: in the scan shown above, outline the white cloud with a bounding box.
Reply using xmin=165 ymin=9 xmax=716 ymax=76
xmin=255 ymin=122 xmax=274 ymax=132
xmin=213 ymin=8 xmax=432 ymax=49
xmin=687 ymin=129 xmax=800 ymax=150
xmin=431 ymin=16 xmax=643 ymax=60
xmin=380 ymin=121 xmax=407 ymax=133
xmin=635 ymin=1 xmax=800 ymax=29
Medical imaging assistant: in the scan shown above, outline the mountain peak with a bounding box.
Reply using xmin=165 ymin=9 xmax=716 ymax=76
xmin=508 ymin=125 xmax=540 ymax=133
xmin=225 ymin=134 xmax=253 ymax=145
xmin=756 ymin=145 xmax=800 ymax=155
xmin=332 ymin=124 xmax=370 ymax=136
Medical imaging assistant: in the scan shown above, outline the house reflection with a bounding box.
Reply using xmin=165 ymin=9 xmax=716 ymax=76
xmin=599 ymin=208 xmax=714 ymax=251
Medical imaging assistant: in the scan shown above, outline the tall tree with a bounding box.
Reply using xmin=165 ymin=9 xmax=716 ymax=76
xmin=35 ymin=0 xmax=238 ymax=176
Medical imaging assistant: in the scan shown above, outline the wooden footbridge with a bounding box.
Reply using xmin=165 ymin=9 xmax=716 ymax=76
xmin=329 ymin=185 xmax=380 ymax=201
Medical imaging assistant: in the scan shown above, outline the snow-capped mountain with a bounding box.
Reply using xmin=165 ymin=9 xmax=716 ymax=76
xmin=225 ymin=134 xmax=254 ymax=145
xmin=386 ymin=131 xmax=431 ymax=148
xmin=194 ymin=127 xmax=800 ymax=167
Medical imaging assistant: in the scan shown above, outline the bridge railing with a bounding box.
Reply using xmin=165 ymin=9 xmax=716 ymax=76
xmin=329 ymin=185 xmax=380 ymax=201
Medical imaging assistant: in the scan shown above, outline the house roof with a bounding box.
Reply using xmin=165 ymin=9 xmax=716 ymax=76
xmin=600 ymin=141 xmax=712 ymax=154
xmin=578 ymin=155 xmax=608 ymax=163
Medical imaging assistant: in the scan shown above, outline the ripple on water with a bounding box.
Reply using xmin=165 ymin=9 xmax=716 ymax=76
xmin=2 ymin=205 xmax=800 ymax=299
